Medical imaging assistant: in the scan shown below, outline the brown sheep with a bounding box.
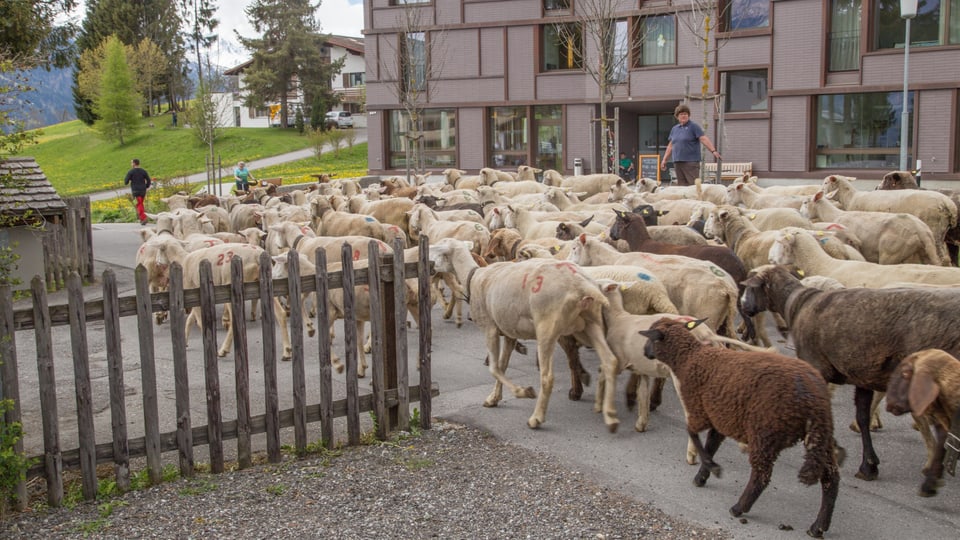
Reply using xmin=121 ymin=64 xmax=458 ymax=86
xmin=638 ymin=318 xmax=842 ymax=539
xmin=886 ymin=349 xmax=960 ymax=497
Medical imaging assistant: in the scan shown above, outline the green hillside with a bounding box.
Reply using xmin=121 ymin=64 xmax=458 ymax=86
xmin=28 ymin=115 xmax=318 ymax=196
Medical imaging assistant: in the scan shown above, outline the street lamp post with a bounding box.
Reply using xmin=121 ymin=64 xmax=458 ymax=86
xmin=899 ymin=0 xmax=917 ymax=171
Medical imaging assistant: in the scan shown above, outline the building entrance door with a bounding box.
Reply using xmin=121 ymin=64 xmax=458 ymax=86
xmin=533 ymin=105 xmax=563 ymax=173
xmin=638 ymin=113 xmax=675 ymax=180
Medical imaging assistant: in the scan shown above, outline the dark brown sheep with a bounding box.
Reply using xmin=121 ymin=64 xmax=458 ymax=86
xmin=609 ymin=208 xmax=755 ymax=341
xmin=886 ymin=349 xmax=960 ymax=497
xmin=638 ymin=318 xmax=842 ymax=538
xmin=741 ymin=264 xmax=960 ymax=482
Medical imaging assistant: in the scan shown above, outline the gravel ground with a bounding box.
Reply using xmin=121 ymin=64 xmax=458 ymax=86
xmin=2 ymin=420 xmax=730 ymax=539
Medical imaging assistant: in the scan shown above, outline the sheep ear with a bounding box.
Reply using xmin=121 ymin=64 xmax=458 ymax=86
xmin=908 ymin=370 xmax=941 ymax=415
xmin=684 ymin=318 xmax=708 ymax=330
xmin=579 ymin=215 xmax=594 ymax=227
xmin=741 ymin=275 xmax=763 ymax=288
xmin=637 ymin=328 xmax=662 ymax=341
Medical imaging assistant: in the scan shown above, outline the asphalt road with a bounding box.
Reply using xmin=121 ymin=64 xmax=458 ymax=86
xmin=14 ymin=222 xmax=960 ymax=540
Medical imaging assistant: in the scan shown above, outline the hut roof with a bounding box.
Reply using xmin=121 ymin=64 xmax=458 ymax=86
xmin=0 ymin=156 xmax=68 ymax=216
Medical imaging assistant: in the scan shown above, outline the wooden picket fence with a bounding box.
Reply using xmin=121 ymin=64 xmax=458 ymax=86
xmin=0 ymin=239 xmax=436 ymax=509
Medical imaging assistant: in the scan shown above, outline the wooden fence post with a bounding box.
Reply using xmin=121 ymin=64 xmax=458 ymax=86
xmin=102 ymin=268 xmax=131 ymax=490
xmin=229 ymin=257 xmax=251 ymax=469
xmin=314 ymin=250 xmax=334 ymax=449
xmin=392 ymin=237 xmax=409 ymax=431
xmin=168 ymin=263 xmax=194 ymax=477
xmin=417 ymin=236 xmax=432 ymax=429
xmin=32 ymin=275 xmax=63 ymax=506
xmin=198 ymin=260 xmax=224 ymax=474
xmin=287 ymin=250 xmax=308 ymax=452
xmin=368 ymin=242 xmax=387 ymax=440
xmin=0 ymin=283 xmax=28 ymax=509
xmin=67 ymin=272 xmax=97 ymax=500
xmin=258 ymin=251 xmax=281 ymax=463
xmin=134 ymin=265 xmax=162 ymax=484
xmin=341 ymin=244 xmax=360 ymax=446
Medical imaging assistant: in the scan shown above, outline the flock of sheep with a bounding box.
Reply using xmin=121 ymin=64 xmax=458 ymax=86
xmin=136 ymin=165 xmax=960 ymax=538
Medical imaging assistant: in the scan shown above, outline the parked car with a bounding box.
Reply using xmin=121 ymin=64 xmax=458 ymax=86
xmin=325 ymin=110 xmax=353 ymax=129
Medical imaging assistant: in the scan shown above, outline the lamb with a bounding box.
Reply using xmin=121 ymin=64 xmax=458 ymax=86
xmin=428 ymin=237 xmax=622 ymax=432
xmin=886 ymin=349 xmax=960 ymax=497
xmin=740 ymin=264 xmax=960 ymax=483
xmin=821 ymin=174 xmax=957 ymax=265
xmin=800 ymin=190 xmax=941 ymax=265
xmin=724 ymin=181 xmax=807 ymax=209
xmin=638 ymin=317 xmax=842 ymax=539
xmin=768 ymin=229 xmax=960 ymax=287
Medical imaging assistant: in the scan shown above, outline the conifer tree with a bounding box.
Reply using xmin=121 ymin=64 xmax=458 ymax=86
xmin=94 ymin=36 xmax=141 ymax=145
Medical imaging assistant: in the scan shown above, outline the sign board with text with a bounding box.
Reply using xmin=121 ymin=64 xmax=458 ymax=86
xmin=638 ymin=154 xmax=661 ymax=184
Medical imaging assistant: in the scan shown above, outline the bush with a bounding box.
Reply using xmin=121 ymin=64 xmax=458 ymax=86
xmin=326 ymin=129 xmax=346 ymax=155
xmin=307 ymin=127 xmax=328 ymax=159
xmin=0 ymin=396 xmax=34 ymax=518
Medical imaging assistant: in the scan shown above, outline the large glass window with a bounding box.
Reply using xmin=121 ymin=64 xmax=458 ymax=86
xmin=534 ymin=105 xmax=563 ymax=172
xmin=829 ymin=0 xmax=861 ymax=71
xmin=635 ymin=15 xmax=676 ymax=67
xmin=815 ymin=91 xmax=913 ymax=169
xmin=544 ymin=0 xmax=570 ymax=12
xmin=609 ymin=20 xmax=630 ymax=83
xmin=724 ymin=0 xmax=770 ymax=30
xmin=402 ymin=32 xmax=426 ymax=93
xmin=389 ymin=109 xmax=456 ymax=169
xmin=875 ymin=0 xmax=960 ymax=48
xmin=490 ymin=107 xmax=529 ymax=167
xmin=725 ymin=70 xmax=768 ymax=112
xmin=346 ymin=72 xmax=365 ymax=87
xmin=542 ymin=24 xmax=582 ymax=71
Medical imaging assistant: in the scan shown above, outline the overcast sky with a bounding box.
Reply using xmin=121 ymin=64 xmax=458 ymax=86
xmin=67 ymin=0 xmax=365 ymax=68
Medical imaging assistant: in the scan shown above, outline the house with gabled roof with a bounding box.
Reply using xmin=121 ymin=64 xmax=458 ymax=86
xmin=219 ymin=35 xmax=366 ymax=129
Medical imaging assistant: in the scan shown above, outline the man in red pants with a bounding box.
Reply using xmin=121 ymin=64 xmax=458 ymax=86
xmin=124 ymin=158 xmax=152 ymax=225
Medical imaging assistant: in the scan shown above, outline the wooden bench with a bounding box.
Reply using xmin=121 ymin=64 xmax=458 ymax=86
xmin=703 ymin=162 xmax=753 ymax=182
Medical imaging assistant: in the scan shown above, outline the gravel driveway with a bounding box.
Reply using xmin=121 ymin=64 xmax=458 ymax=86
xmin=2 ymin=421 xmax=730 ymax=539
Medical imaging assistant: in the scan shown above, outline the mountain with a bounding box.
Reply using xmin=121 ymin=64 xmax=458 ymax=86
xmin=15 ymin=65 xmax=77 ymax=129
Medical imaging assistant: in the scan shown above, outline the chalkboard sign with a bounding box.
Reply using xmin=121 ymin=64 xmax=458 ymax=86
xmin=638 ymin=154 xmax=661 ymax=184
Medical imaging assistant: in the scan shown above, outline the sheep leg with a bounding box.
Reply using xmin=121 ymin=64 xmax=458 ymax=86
xmin=625 ymin=373 xmax=639 ymax=410
xmin=484 ymin=332 xmax=531 ymax=407
xmin=633 ymin=375 xmax=653 ymax=432
xmin=918 ymin=422 xmax=947 ymax=497
xmin=914 ymin=414 xmax=938 ymax=474
xmin=809 ymin=460 xmax=841 ymax=539
xmin=356 ymin=320 xmax=368 ymax=378
xmin=649 ymin=377 xmax=666 ymax=412
xmin=849 ymin=391 xmax=884 ymax=433
xmin=730 ymin=445 xmax=778 ymax=518
xmin=853 ymin=386 xmax=880 ymax=481
xmin=579 ymin=323 xmax=620 ymax=433
xmin=528 ymin=336 xmax=558 ymax=429
xmin=274 ymin=298 xmax=293 ymax=361
xmin=691 ymin=429 xmax=725 ymax=486
xmin=217 ymin=304 xmax=233 ymax=358
xmin=558 ymin=335 xmax=588 ymax=401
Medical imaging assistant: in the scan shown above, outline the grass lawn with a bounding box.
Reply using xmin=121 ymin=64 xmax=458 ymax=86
xmin=29 ymin=114 xmax=317 ymax=196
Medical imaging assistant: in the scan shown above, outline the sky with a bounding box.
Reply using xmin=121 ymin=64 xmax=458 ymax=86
xmin=67 ymin=0 xmax=366 ymax=69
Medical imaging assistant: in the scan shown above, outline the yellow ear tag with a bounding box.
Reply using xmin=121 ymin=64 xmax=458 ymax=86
xmin=620 ymin=284 xmax=628 ymax=291
xmin=784 ymin=233 xmax=793 ymax=241
xmin=815 ymin=231 xmax=824 ymax=236
xmin=685 ymin=321 xmax=697 ymax=330
xmin=598 ymin=231 xmax=606 ymax=239
xmin=797 ymin=269 xmax=805 ymax=277
xmin=749 ymin=213 xmax=757 ymax=220
xmin=554 ymin=244 xmax=561 ymax=251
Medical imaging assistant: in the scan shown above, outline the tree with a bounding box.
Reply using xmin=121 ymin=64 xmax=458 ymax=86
xmin=94 ymin=36 xmax=142 ymax=144
xmin=553 ymin=0 xmax=639 ymax=174
xmin=131 ymin=38 xmax=169 ymax=115
xmin=0 ymin=0 xmax=77 ymax=69
xmin=186 ymin=67 xmax=231 ymax=167
xmin=379 ymin=5 xmax=447 ymax=181
xmin=179 ymin=0 xmax=219 ymax=85
xmin=237 ymin=0 xmax=343 ymax=129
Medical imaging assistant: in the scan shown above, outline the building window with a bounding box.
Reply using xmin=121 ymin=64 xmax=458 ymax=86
xmin=533 ymin=105 xmax=563 ymax=172
xmin=346 ymin=72 xmax=365 ymax=88
xmin=250 ymin=106 xmax=269 ymax=119
xmin=635 ymin=15 xmax=676 ymax=67
xmin=490 ymin=107 xmax=529 ymax=167
xmin=392 ymin=0 xmax=429 ymax=4
xmin=402 ymin=32 xmax=427 ymax=93
xmin=389 ymin=109 xmax=456 ymax=169
xmin=829 ymin=0 xmax=861 ymax=71
xmin=723 ymin=0 xmax=770 ymax=31
xmin=544 ymin=0 xmax=570 ymax=11
xmin=608 ymin=19 xmax=630 ymax=83
xmin=875 ymin=0 xmax=960 ymax=49
xmin=725 ymin=70 xmax=768 ymax=112
xmin=815 ymin=91 xmax=913 ymax=169
xmin=542 ymin=23 xmax=582 ymax=71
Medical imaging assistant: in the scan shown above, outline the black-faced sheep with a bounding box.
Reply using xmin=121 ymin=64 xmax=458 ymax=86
xmin=886 ymin=348 xmax=960 ymax=497
xmin=638 ymin=317 xmax=842 ymax=538
xmin=741 ymin=264 xmax=960 ymax=482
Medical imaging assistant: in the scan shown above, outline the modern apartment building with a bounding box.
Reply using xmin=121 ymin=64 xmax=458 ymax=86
xmin=362 ymin=0 xmax=960 ymax=180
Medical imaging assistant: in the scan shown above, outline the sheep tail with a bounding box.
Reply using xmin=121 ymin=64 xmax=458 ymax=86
xmin=798 ymin=412 xmax=837 ymax=486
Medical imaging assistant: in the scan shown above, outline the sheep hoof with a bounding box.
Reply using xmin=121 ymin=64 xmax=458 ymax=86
xmin=607 ymin=420 xmax=619 ymax=434
xmin=854 ymin=466 xmax=878 ymax=481
xmin=308 ymin=328 xmax=316 ymax=337
xmin=282 ymin=355 xmax=291 ymax=362
xmin=456 ymin=321 xmax=463 ymax=328
xmin=515 ymin=342 xmax=528 ymax=355
xmin=729 ymin=505 xmax=743 ymax=518
xmin=334 ymin=364 xmax=344 ymax=374
xmin=519 ymin=386 xmax=536 ymax=399
xmin=805 ymin=526 xmax=825 ymax=539
xmin=527 ymin=417 xmax=542 ymax=429
xmin=579 ymin=370 xmax=591 ymax=387
xmin=634 ymin=422 xmax=647 ymax=433
xmin=568 ymin=388 xmax=582 ymax=401
xmin=483 ymin=399 xmax=499 ymax=408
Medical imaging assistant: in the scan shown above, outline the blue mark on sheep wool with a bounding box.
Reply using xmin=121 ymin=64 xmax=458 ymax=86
xmin=364 ymin=216 xmax=376 ymax=222
xmin=636 ymin=272 xmax=652 ymax=281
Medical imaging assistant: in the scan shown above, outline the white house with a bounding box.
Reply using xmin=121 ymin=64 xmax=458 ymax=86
xmin=218 ymin=35 xmax=365 ymax=128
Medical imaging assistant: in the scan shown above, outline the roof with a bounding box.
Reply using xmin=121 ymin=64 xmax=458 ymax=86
xmin=224 ymin=35 xmax=364 ymax=75
xmin=0 ymin=156 xmax=68 ymax=216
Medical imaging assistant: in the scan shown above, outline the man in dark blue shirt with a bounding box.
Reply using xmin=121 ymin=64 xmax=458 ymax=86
xmin=124 ymin=158 xmax=152 ymax=225
xmin=661 ymin=104 xmax=722 ymax=186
